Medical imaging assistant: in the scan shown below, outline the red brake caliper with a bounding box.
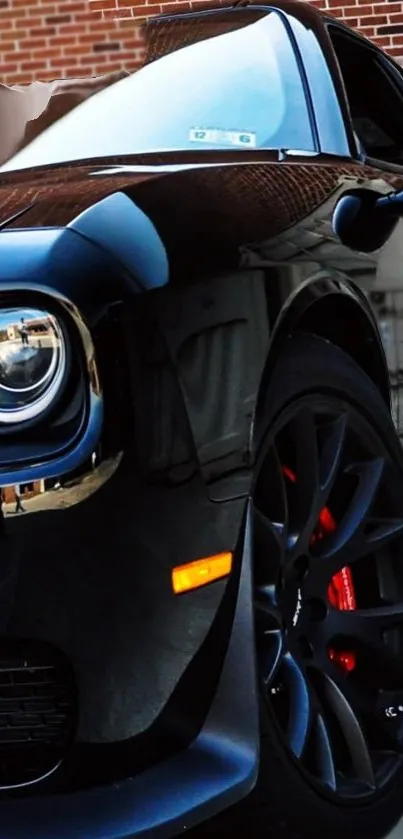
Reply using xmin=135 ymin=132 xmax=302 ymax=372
xmin=282 ymin=466 xmax=357 ymax=673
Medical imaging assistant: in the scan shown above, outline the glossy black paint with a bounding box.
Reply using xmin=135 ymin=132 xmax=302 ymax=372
xmin=0 ymin=2 xmax=402 ymax=837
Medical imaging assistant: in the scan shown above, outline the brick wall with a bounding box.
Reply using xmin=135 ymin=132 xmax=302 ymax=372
xmin=0 ymin=0 xmax=402 ymax=86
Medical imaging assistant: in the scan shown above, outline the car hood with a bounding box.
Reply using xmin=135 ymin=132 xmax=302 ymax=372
xmin=0 ymin=150 xmax=357 ymax=232
xmin=0 ymin=153 xmax=402 ymax=280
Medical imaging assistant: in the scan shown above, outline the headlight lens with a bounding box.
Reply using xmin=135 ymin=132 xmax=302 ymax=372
xmin=0 ymin=307 xmax=67 ymax=423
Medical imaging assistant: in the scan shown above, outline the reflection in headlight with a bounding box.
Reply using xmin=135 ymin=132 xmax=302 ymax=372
xmin=0 ymin=307 xmax=67 ymax=423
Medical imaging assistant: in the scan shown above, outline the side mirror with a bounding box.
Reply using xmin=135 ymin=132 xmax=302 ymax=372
xmin=332 ymin=188 xmax=403 ymax=253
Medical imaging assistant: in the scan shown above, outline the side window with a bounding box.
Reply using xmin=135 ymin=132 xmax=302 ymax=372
xmin=329 ymin=26 xmax=403 ymax=165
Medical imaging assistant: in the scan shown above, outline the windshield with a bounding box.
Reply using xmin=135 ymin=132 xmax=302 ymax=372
xmin=1 ymin=10 xmax=315 ymax=173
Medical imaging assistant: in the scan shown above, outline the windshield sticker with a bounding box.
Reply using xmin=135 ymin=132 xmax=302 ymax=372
xmin=189 ymin=128 xmax=257 ymax=148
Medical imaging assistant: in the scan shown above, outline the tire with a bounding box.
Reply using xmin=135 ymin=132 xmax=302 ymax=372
xmin=192 ymin=333 xmax=403 ymax=839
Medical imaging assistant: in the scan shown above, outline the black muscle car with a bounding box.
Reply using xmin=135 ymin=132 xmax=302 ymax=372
xmin=1 ymin=3 xmax=403 ymax=838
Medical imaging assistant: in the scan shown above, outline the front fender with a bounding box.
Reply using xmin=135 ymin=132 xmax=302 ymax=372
xmin=256 ymin=274 xmax=391 ymax=422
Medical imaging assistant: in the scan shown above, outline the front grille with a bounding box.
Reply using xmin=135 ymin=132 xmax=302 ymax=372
xmin=0 ymin=639 xmax=77 ymax=789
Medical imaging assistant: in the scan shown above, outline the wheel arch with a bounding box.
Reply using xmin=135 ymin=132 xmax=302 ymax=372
xmin=255 ymin=276 xmax=391 ymax=423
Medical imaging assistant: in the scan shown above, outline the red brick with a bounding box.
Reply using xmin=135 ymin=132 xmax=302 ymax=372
xmin=50 ymin=55 xmax=79 ymax=65
xmin=90 ymin=0 xmax=117 ymax=9
xmin=21 ymin=60 xmax=47 ymax=70
xmin=360 ymin=14 xmax=387 ymax=25
xmin=0 ymin=7 xmax=26 ymax=17
xmin=386 ymin=45 xmax=403 ymax=55
xmin=344 ymin=3 xmax=371 ymax=15
xmin=57 ymin=2 xmax=87 ymax=10
xmin=75 ymin=11 xmax=103 ymax=21
xmin=35 ymin=5 xmax=57 ymax=13
xmin=374 ymin=2 xmax=400 ymax=11
xmin=39 ymin=46 xmax=62 ymax=57
xmin=64 ymin=44 xmax=91 ymax=54
xmin=93 ymin=39 xmax=121 ymax=49
xmin=81 ymin=52 xmax=105 ymax=63
xmin=79 ymin=32 xmax=106 ymax=42
xmin=32 ymin=69 xmax=60 ymax=79
xmin=14 ymin=17 xmax=41 ymax=28
xmin=95 ymin=60 xmax=124 ymax=70
xmin=3 ymin=73 xmax=32 ymax=84
xmin=59 ymin=23 xmax=87 ymax=34
xmin=122 ymin=37 xmax=143 ymax=46
xmin=63 ymin=66 xmax=91 ymax=77
xmin=86 ymin=19 xmax=115 ymax=30
xmin=158 ymin=1 xmax=188 ymax=8
xmin=102 ymin=7 xmax=136 ymax=17
xmin=122 ymin=0 xmax=161 ymax=7
xmin=4 ymin=50 xmax=31 ymax=61
xmin=49 ymin=35 xmax=77 ymax=45
xmin=30 ymin=25 xmax=56 ymax=35
xmin=19 ymin=37 xmax=47 ymax=48
xmin=373 ymin=35 xmax=391 ymax=45
xmin=46 ymin=13 xmax=72 ymax=23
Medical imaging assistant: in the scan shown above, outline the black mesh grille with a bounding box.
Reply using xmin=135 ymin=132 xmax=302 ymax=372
xmin=0 ymin=640 xmax=76 ymax=789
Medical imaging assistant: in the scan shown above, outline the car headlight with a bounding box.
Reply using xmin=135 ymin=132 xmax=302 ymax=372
xmin=0 ymin=307 xmax=67 ymax=424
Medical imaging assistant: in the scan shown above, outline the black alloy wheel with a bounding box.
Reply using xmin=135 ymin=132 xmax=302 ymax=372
xmin=250 ymin=333 xmax=403 ymax=839
xmin=254 ymin=396 xmax=403 ymax=799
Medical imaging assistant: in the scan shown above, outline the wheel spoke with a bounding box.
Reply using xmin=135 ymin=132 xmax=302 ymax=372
xmin=318 ymin=413 xmax=347 ymax=505
xmin=257 ymin=629 xmax=284 ymax=687
xmin=254 ymin=584 xmax=284 ymax=685
xmin=253 ymin=445 xmax=286 ymax=585
xmin=327 ymin=601 xmax=403 ymax=674
xmin=254 ymin=507 xmax=284 ymax=579
xmin=286 ymin=408 xmax=319 ymax=551
xmin=364 ymin=517 xmax=403 ymax=548
xmin=313 ymin=712 xmax=337 ymax=791
xmin=254 ymin=584 xmax=281 ymax=630
xmin=330 ymin=600 xmax=403 ymax=637
xmin=316 ymin=458 xmax=385 ymax=575
xmin=282 ymin=654 xmax=312 ymax=758
xmin=254 ymin=445 xmax=287 ymax=531
xmin=286 ymin=411 xmax=348 ymax=554
xmin=318 ymin=672 xmax=376 ymax=789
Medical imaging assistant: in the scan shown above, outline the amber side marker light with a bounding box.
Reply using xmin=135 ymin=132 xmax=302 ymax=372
xmin=172 ymin=552 xmax=233 ymax=594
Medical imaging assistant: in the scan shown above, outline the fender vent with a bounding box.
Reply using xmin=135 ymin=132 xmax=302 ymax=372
xmin=0 ymin=639 xmax=77 ymax=789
